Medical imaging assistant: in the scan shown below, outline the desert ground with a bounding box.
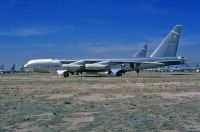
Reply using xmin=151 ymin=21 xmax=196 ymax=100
xmin=0 ymin=72 xmax=200 ymax=131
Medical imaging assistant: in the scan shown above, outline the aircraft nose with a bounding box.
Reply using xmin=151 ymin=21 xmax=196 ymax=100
xmin=23 ymin=63 xmax=29 ymax=68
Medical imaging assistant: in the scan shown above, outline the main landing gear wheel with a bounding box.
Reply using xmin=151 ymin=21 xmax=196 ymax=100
xmin=63 ymin=71 xmax=69 ymax=77
xmin=116 ymin=71 xmax=123 ymax=76
xmin=135 ymin=69 xmax=140 ymax=76
xmin=135 ymin=69 xmax=140 ymax=73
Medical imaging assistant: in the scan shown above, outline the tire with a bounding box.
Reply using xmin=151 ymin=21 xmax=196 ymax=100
xmin=63 ymin=71 xmax=69 ymax=77
xmin=135 ymin=69 xmax=140 ymax=73
xmin=108 ymin=71 xmax=112 ymax=75
xmin=75 ymin=72 xmax=79 ymax=75
xmin=116 ymin=71 xmax=122 ymax=76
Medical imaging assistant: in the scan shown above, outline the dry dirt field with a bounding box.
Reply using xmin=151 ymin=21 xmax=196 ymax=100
xmin=0 ymin=72 xmax=200 ymax=131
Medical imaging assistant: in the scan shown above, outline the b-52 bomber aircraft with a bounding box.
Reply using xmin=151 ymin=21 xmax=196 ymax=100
xmin=57 ymin=25 xmax=185 ymax=77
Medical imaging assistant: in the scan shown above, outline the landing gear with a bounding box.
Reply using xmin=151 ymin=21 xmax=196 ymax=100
xmin=63 ymin=71 xmax=69 ymax=77
xmin=69 ymin=72 xmax=74 ymax=75
xmin=108 ymin=71 xmax=112 ymax=75
xmin=135 ymin=69 xmax=140 ymax=76
xmin=135 ymin=69 xmax=140 ymax=73
xmin=116 ymin=71 xmax=123 ymax=76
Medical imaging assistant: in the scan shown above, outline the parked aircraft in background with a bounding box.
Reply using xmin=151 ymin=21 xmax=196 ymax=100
xmin=57 ymin=25 xmax=185 ymax=77
xmin=0 ymin=64 xmax=16 ymax=74
xmin=0 ymin=64 xmax=4 ymax=73
xmin=0 ymin=64 xmax=4 ymax=70
xmin=143 ymin=66 xmax=183 ymax=72
xmin=143 ymin=64 xmax=200 ymax=73
xmin=170 ymin=64 xmax=200 ymax=72
xmin=134 ymin=44 xmax=148 ymax=58
xmin=180 ymin=65 xmax=200 ymax=72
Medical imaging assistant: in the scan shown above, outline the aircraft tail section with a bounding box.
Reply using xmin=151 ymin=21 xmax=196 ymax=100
xmin=150 ymin=25 xmax=181 ymax=57
xmin=0 ymin=64 xmax=4 ymax=70
xmin=10 ymin=64 xmax=15 ymax=71
xmin=134 ymin=44 xmax=148 ymax=58
xmin=20 ymin=65 xmax=24 ymax=71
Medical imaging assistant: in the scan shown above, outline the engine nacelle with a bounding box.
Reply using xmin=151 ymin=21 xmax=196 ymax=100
xmin=62 ymin=64 xmax=84 ymax=71
xmin=85 ymin=63 xmax=108 ymax=70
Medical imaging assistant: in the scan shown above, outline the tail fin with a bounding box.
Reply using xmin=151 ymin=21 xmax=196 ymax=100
xmin=150 ymin=25 xmax=181 ymax=57
xmin=0 ymin=64 xmax=4 ymax=70
xmin=134 ymin=44 xmax=148 ymax=58
xmin=10 ymin=64 xmax=15 ymax=71
xmin=20 ymin=65 xmax=24 ymax=71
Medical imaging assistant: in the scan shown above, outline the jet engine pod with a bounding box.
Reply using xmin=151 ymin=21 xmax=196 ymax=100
xmin=62 ymin=64 xmax=84 ymax=71
xmin=85 ymin=63 xmax=108 ymax=70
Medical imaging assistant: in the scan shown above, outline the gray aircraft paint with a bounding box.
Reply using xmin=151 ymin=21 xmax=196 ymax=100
xmin=134 ymin=44 xmax=148 ymax=58
xmin=24 ymin=43 xmax=148 ymax=73
xmin=10 ymin=64 xmax=15 ymax=71
xmin=84 ymin=25 xmax=184 ymax=75
xmin=150 ymin=25 xmax=181 ymax=57
xmin=23 ymin=59 xmax=63 ymax=72
xmin=60 ymin=44 xmax=148 ymax=73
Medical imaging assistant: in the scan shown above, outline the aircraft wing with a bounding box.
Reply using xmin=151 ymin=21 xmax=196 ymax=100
xmin=59 ymin=60 xmax=77 ymax=64
xmin=104 ymin=58 xmax=182 ymax=65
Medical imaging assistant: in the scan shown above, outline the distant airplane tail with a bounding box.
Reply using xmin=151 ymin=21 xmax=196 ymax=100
xmin=20 ymin=65 xmax=24 ymax=71
xmin=134 ymin=44 xmax=148 ymax=58
xmin=150 ymin=25 xmax=181 ymax=57
xmin=10 ymin=64 xmax=15 ymax=71
xmin=0 ymin=64 xmax=4 ymax=70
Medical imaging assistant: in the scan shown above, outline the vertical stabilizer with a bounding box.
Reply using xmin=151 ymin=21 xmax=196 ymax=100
xmin=10 ymin=64 xmax=15 ymax=71
xmin=134 ymin=44 xmax=148 ymax=58
xmin=150 ymin=25 xmax=181 ymax=57
xmin=0 ymin=64 xmax=4 ymax=70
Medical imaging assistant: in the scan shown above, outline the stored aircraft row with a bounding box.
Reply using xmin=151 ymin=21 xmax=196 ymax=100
xmin=23 ymin=25 xmax=185 ymax=77
xmin=0 ymin=64 xmax=16 ymax=74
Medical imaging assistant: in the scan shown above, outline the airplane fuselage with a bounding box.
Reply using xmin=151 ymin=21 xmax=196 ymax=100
xmin=61 ymin=57 xmax=185 ymax=74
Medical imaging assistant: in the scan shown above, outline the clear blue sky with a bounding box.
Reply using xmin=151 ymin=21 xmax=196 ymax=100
xmin=0 ymin=0 xmax=200 ymax=68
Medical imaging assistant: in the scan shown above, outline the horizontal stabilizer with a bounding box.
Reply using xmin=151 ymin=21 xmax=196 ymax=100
xmin=141 ymin=62 xmax=164 ymax=65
